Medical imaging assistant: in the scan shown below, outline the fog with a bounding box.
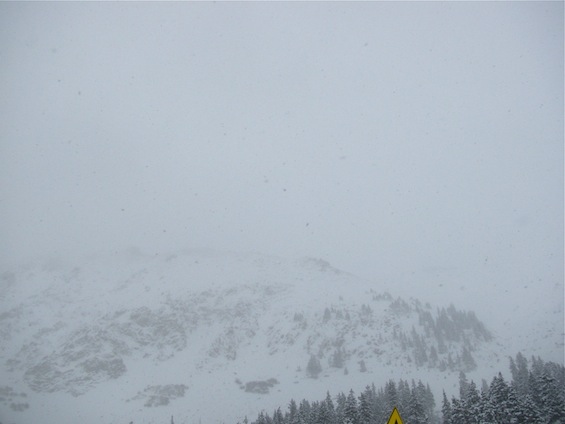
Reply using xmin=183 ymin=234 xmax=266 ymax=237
xmin=1 ymin=2 xmax=563 ymax=310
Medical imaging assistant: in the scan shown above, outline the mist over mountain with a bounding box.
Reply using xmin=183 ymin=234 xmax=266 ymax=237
xmin=0 ymin=2 xmax=562 ymax=423
xmin=0 ymin=249 xmax=562 ymax=424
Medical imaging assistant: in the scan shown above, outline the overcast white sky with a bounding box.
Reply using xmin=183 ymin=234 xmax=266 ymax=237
xmin=1 ymin=2 xmax=563 ymax=305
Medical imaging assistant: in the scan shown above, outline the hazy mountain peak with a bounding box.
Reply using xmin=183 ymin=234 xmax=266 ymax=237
xmin=2 ymin=249 xmax=554 ymax=424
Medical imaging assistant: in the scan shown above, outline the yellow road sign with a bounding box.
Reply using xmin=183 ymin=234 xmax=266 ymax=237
xmin=386 ymin=407 xmax=403 ymax=424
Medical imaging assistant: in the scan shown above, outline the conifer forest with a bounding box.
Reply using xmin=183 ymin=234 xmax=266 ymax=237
xmin=241 ymin=353 xmax=565 ymax=424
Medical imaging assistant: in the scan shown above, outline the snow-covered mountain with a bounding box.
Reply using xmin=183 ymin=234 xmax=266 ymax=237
xmin=0 ymin=249 xmax=561 ymax=424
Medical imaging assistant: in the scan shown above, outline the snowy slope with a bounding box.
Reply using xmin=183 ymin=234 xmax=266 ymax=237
xmin=0 ymin=249 xmax=562 ymax=424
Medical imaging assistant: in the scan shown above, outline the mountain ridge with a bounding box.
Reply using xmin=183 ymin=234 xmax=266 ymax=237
xmin=0 ymin=249 xmax=561 ymax=424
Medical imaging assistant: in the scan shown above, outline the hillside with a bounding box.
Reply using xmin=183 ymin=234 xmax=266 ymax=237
xmin=0 ymin=249 xmax=561 ymax=424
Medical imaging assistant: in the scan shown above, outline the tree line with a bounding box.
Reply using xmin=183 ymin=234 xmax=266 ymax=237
xmin=241 ymin=353 xmax=564 ymax=424
xmin=442 ymin=353 xmax=564 ymax=423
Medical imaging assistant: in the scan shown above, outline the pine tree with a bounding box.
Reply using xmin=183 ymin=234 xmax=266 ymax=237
xmin=324 ymin=391 xmax=336 ymax=424
xmin=538 ymin=371 xmax=565 ymax=423
xmin=335 ymin=392 xmax=347 ymax=424
xmin=344 ymin=390 xmax=359 ymax=424
xmin=461 ymin=346 xmax=477 ymax=371
xmin=298 ymin=399 xmax=311 ymax=424
xmin=316 ymin=399 xmax=331 ymax=424
xmin=489 ymin=373 xmax=509 ymax=423
xmin=406 ymin=386 xmax=427 ymax=424
xmin=306 ymin=355 xmax=322 ymax=378
xmin=331 ymin=347 xmax=346 ymax=368
xmin=415 ymin=380 xmax=435 ymax=420
xmin=397 ymin=380 xmax=411 ymax=413
xmin=480 ymin=379 xmax=489 ymax=397
xmin=466 ymin=381 xmax=481 ymax=424
xmin=504 ymin=385 xmax=523 ymax=424
xmin=510 ymin=352 xmax=530 ymax=397
xmin=384 ymin=380 xmax=399 ymax=413
xmin=441 ymin=391 xmax=452 ymax=424
xmin=249 ymin=355 xmax=563 ymax=424
xmin=371 ymin=385 xmax=386 ymax=424
xmin=450 ymin=397 xmax=465 ymax=424
xmin=519 ymin=393 xmax=543 ymax=424
xmin=358 ymin=391 xmax=372 ymax=424
xmin=459 ymin=372 xmax=469 ymax=400
xmin=478 ymin=390 xmax=497 ymax=424
xmin=255 ymin=411 xmax=268 ymax=424
xmin=310 ymin=400 xmax=321 ymax=422
xmin=264 ymin=412 xmax=274 ymax=424
xmin=272 ymin=407 xmax=284 ymax=424
xmin=287 ymin=399 xmax=300 ymax=424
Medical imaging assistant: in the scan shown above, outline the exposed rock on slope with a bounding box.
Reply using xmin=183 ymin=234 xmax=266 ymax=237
xmin=0 ymin=250 xmax=544 ymax=424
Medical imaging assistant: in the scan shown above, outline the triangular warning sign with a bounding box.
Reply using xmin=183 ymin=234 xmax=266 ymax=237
xmin=386 ymin=407 xmax=403 ymax=424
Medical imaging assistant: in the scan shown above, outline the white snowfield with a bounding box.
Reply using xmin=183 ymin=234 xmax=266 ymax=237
xmin=0 ymin=249 xmax=562 ymax=424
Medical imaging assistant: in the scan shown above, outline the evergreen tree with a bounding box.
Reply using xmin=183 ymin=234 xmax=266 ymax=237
xmin=459 ymin=371 xmax=470 ymax=400
xmin=335 ymin=392 xmax=346 ymax=424
xmin=309 ymin=401 xmax=321 ymax=424
xmin=287 ymin=399 xmax=300 ymax=424
xmin=358 ymin=391 xmax=372 ymax=424
xmin=298 ymin=399 xmax=311 ymax=424
xmin=461 ymin=346 xmax=477 ymax=371
xmin=504 ymin=385 xmax=523 ymax=424
xmin=441 ymin=391 xmax=452 ymax=424
xmin=246 ymin=355 xmax=564 ymax=424
xmin=519 ymin=393 xmax=543 ymax=424
xmin=344 ymin=390 xmax=358 ymax=424
xmin=538 ymin=371 xmax=565 ymax=423
xmin=478 ymin=390 xmax=497 ymax=424
xmin=415 ymin=380 xmax=435 ymax=420
xmin=509 ymin=354 xmax=526 ymax=396
xmin=406 ymin=386 xmax=427 ymax=424
xmin=264 ymin=412 xmax=274 ymax=424
xmin=384 ymin=380 xmax=399 ymax=413
xmin=480 ymin=379 xmax=489 ymax=397
xmin=324 ymin=391 xmax=336 ymax=424
xmin=306 ymin=355 xmax=322 ymax=378
xmin=371 ymin=385 xmax=386 ymax=424
xmin=462 ymin=381 xmax=480 ymax=424
xmin=397 ymin=380 xmax=411 ymax=413
xmin=272 ymin=407 xmax=284 ymax=424
xmin=411 ymin=327 xmax=428 ymax=367
xmin=489 ymin=373 xmax=509 ymax=423
xmin=255 ymin=411 xmax=268 ymax=424
xmin=330 ymin=347 xmax=346 ymax=368
xmin=316 ymin=399 xmax=331 ymax=424
xmin=450 ymin=397 xmax=465 ymax=424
